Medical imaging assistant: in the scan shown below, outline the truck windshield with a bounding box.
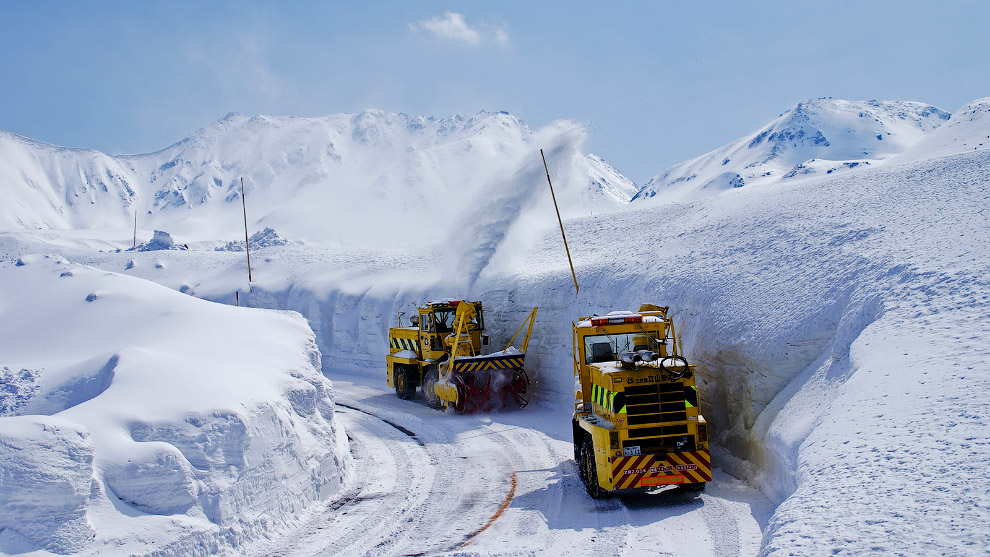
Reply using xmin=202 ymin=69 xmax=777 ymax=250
xmin=433 ymin=305 xmax=483 ymax=333
xmin=584 ymin=331 xmax=662 ymax=364
xmin=433 ymin=309 xmax=456 ymax=332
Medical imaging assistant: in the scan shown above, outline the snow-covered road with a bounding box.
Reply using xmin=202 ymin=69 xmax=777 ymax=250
xmin=246 ymin=374 xmax=773 ymax=556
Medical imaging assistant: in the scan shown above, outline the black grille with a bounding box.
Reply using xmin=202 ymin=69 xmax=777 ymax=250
xmin=619 ymin=382 xmax=685 ymax=420
xmin=627 ymin=424 xmax=688 ymax=438
xmin=620 ymin=381 xmax=690 ymax=444
xmin=627 ymin=412 xmax=687 ymax=425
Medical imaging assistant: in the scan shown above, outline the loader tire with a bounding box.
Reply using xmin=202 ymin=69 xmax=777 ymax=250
xmin=395 ymin=367 xmax=415 ymax=400
xmin=581 ymin=437 xmax=607 ymax=499
xmin=422 ymin=367 xmax=441 ymax=409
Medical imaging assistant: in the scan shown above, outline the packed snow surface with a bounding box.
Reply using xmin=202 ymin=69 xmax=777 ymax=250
xmin=2 ymin=100 xmax=990 ymax=554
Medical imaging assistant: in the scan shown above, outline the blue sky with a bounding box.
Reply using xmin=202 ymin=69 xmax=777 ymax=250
xmin=1 ymin=1 xmax=987 ymax=184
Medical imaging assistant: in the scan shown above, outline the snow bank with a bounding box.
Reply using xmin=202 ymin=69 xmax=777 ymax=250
xmin=0 ymin=255 xmax=349 ymax=555
xmin=102 ymin=147 xmax=987 ymax=554
xmin=0 ymin=416 xmax=95 ymax=553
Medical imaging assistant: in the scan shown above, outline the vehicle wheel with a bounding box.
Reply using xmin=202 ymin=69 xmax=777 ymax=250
xmin=680 ymin=482 xmax=706 ymax=492
xmin=581 ymin=437 xmax=607 ymax=499
xmin=422 ymin=367 xmax=440 ymax=409
xmin=394 ymin=367 xmax=415 ymax=400
xmin=576 ymin=440 xmax=588 ymax=484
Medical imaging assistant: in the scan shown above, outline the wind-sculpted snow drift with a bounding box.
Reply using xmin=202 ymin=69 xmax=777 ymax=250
xmin=0 ymin=255 xmax=349 ymax=555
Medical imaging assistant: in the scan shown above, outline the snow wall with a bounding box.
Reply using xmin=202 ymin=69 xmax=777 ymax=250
xmin=0 ymin=256 xmax=350 ymax=555
xmin=216 ymin=149 xmax=990 ymax=553
xmin=2 ymin=147 xmax=986 ymax=553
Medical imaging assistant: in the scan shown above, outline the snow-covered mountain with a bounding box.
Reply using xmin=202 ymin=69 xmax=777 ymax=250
xmin=893 ymin=96 xmax=990 ymax=163
xmin=0 ymin=111 xmax=635 ymax=247
xmin=632 ymin=99 xmax=951 ymax=203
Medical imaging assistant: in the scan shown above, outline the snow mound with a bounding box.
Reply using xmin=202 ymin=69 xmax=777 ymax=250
xmin=134 ymin=229 xmax=181 ymax=251
xmin=215 ymin=227 xmax=290 ymax=252
xmin=0 ymin=254 xmax=349 ymax=554
xmin=633 ymin=98 xmax=950 ymax=203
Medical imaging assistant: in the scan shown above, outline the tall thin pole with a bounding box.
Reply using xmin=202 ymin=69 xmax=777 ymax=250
xmin=133 ymin=211 xmax=137 ymax=248
xmin=541 ymin=149 xmax=579 ymax=295
xmin=240 ymin=177 xmax=252 ymax=285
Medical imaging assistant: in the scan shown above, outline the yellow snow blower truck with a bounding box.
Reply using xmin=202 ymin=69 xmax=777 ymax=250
xmin=572 ymin=304 xmax=710 ymax=498
xmin=386 ymin=299 xmax=537 ymax=413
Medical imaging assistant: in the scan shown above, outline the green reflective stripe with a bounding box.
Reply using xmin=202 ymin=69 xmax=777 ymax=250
xmin=619 ymin=405 xmax=627 ymax=414
xmin=685 ymin=384 xmax=698 ymax=408
xmin=592 ymin=383 xmax=622 ymax=412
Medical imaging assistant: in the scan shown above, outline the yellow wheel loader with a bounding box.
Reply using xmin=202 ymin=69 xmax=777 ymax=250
xmin=386 ymin=300 xmax=537 ymax=413
xmin=572 ymin=304 xmax=710 ymax=498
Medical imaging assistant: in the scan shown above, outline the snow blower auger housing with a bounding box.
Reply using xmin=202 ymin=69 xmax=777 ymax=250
xmin=572 ymin=304 xmax=710 ymax=498
xmin=386 ymin=300 xmax=538 ymax=413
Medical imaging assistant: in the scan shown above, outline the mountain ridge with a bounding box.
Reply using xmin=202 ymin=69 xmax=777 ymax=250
xmin=632 ymin=98 xmax=955 ymax=203
xmin=0 ymin=110 xmax=633 ymax=247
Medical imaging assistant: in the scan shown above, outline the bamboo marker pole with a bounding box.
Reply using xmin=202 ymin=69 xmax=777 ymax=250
xmin=541 ymin=149 xmax=579 ymax=295
xmin=133 ymin=211 xmax=137 ymax=248
xmin=241 ymin=177 xmax=252 ymax=287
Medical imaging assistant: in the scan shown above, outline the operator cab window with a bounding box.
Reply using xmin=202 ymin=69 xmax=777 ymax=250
xmin=434 ymin=308 xmax=455 ymax=333
xmin=584 ymin=332 xmax=663 ymax=363
xmin=589 ymin=342 xmax=612 ymax=363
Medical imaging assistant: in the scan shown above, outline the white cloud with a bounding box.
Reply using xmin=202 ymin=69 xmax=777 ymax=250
xmin=410 ymin=12 xmax=508 ymax=47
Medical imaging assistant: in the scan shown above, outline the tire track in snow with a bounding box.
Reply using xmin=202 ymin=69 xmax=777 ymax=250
xmin=282 ymin=406 xmax=432 ymax=556
xmin=699 ymin=493 xmax=741 ymax=557
xmin=301 ymin=400 xmax=510 ymax=556
xmin=250 ymin=380 xmax=763 ymax=556
xmin=474 ymin=423 xmax=630 ymax=555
